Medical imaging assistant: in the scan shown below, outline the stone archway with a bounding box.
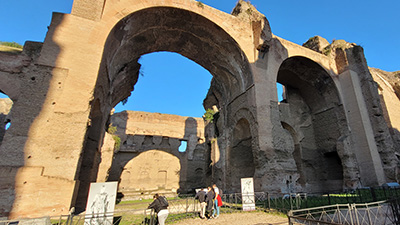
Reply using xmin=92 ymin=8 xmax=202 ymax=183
xmin=97 ymin=6 xmax=252 ymax=109
xmin=228 ymin=118 xmax=255 ymax=193
xmin=277 ymin=56 xmax=347 ymax=193
xmin=281 ymin=121 xmax=305 ymax=187
xmin=71 ymin=6 xmax=254 ymax=207
xmin=118 ymin=150 xmax=181 ymax=199
xmin=6 ymin=0 xmax=396 ymax=218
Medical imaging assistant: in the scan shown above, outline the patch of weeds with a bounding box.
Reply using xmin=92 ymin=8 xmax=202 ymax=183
xmin=246 ymin=8 xmax=253 ymax=15
xmin=197 ymin=1 xmax=204 ymax=8
xmin=121 ymin=97 xmax=128 ymax=105
xmin=322 ymin=46 xmax=332 ymax=56
xmin=203 ymin=108 xmax=216 ymax=123
xmin=108 ymin=125 xmax=121 ymax=150
xmin=113 ymin=135 xmax=121 ymax=150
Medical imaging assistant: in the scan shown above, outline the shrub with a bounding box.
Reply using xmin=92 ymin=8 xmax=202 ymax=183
xmin=204 ymin=108 xmax=216 ymax=123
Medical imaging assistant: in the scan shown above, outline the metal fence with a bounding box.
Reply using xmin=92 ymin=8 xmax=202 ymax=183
xmin=288 ymin=199 xmax=400 ymax=225
xmin=1 ymin=187 xmax=399 ymax=225
xmin=0 ymin=209 xmax=153 ymax=225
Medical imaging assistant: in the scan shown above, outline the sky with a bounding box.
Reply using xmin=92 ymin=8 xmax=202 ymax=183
xmin=1 ymin=0 xmax=399 ymax=118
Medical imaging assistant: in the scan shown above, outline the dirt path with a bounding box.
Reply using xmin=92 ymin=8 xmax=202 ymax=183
xmin=171 ymin=212 xmax=289 ymax=225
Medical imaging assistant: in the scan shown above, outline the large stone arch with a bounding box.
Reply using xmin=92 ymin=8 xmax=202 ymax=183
xmin=74 ymin=4 xmax=255 ymax=204
xmin=102 ymin=131 xmax=207 ymax=197
xmin=277 ymin=56 xmax=350 ymax=192
xmin=118 ymin=150 xmax=182 ymax=198
xmin=3 ymin=0 xmax=397 ymax=219
xmin=97 ymin=6 xmax=253 ymax=110
xmin=42 ymin=1 xmax=257 ymax=211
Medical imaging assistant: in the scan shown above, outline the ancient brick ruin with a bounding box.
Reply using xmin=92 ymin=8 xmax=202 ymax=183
xmin=0 ymin=0 xmax=399 ymax=219
xmin=98 ymin=111 xmax=207 ymax=201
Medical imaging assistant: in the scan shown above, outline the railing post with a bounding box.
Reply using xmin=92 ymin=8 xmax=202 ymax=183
xmin=186 ymin=198 xmax=188 ymax=215
xmin=328 ymin=193 xmax=331 ymax=205
xmin=267 ymin=192 xmax=271 ymax=210
xmin=353 ymin=204 xmax=360 ymax=225
xmin=366 ymin=205 xmax=372 ymax=225
xmin=371 ymin=187 xmax=377 ymax=202
xmin=357 ymin=189 xmax=362 ymax=203
xmin=383 ymin=187 xmax=388 ymax=199
xmin=337 ymin=204 xmax=342 ymax=224
xmin=288 ymin=210 xmax=293 ymax=225
xmin=235 ymin=193 xmax=238 ymax=210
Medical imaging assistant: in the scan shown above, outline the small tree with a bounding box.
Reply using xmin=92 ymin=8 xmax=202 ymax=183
xmin=108 ymin=125 xmax=121 ymax=150
xmin=204 ymin=108 xmax=216 ymax=123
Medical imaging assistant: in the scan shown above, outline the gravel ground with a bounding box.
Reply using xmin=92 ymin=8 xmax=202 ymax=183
xmin=171 ymin=212 xmax=289 ymax=225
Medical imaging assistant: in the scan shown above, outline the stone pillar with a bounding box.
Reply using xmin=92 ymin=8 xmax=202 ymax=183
xmin=334 ymin=43 xmax=390 ymax=186
xmin=338 ymin=69 xmax=386 ymax=186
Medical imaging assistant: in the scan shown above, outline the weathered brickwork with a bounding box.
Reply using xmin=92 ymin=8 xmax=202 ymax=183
xmin=0 ymin=0 xmax=398 ymax=218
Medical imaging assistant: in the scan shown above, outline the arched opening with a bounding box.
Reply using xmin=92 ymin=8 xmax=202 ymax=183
xmin=277 ymin=56 xmax=346 ymax=193
xmin=178 ymin=140 xmax=188 ymax=152
xmin=281 ymin=122 xmax=305 ymax=187
xmin=228 ymin=118 xmax=255 ymax=193
xmin=277 ymin=83 xmax=286 ymax=102
xmin=0 ymin=92 xmax=13 ymax=146
xmin=112 ymin=52 xmax=213 ymax=117
xmin=72 ymin=6 xmax=252 ymax=208
xmin=119 ymin=150 xmax=181 ymax=199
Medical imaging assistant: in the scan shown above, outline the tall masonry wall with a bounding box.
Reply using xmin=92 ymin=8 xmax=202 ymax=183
xmin=0 ymin=0 xmax=398 ymax=218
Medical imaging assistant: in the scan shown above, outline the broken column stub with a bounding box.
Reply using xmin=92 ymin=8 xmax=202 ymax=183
xmin=302 ymin=36 xmax=330 ymax=54
xmin=232 ymin=0 xmax=272 ymax=50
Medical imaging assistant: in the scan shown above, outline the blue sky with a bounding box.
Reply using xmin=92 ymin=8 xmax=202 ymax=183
xmin=1 ymin=0 xmax=399 ymax=117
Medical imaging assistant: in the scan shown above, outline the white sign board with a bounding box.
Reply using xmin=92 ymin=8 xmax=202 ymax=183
xmin=241 ymin=177 xmax=255 ymax=211
xmin=85 ymin=182 xmax=118 ymax=225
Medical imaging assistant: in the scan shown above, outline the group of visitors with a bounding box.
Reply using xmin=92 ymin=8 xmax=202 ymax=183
xmin=195 ymin=184 xmax=223 ymax=219
xmin=147 ymin=184 xmax=223 ymax=224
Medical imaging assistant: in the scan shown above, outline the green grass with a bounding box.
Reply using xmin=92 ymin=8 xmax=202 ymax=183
xmin=114 ymin=213 xmax=150 ymax=225
xmin=0 ymin=41 xmax=23 ymax=48
xmin=0 ymin=45 xmax=22 ymax=54
xmin=117 ymin=198 xmax=153 ymax=205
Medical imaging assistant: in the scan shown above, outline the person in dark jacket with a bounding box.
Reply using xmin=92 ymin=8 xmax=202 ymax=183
xmin=195 ymin=188 xmax=207 ymax=219
xmin=148 ymin=193 xmax=169 ymax=225
xmin=205 ymin=186 xmax=215 ymax=219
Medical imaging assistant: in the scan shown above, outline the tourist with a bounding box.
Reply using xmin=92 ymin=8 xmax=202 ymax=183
xmin=195 ymin=188 xmax=207 ymax=219
xmin=148 ymin=193 xmax=169 ymax=225
xmin=212 ymin=184 xmax=222 ymax=218
xmin=205 ymin=186 xmax=215 ymax=219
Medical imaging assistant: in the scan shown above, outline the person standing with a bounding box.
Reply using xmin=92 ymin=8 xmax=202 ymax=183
xmin=212 ymin=184 xmax=222 ymax=218
xmin=205 ymin=186 xmax=215 ymax=219
xmin=148 ymin=193 xmax=169 ymax=225
xmin=195 ymin=188 xmax=207 ymax=219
